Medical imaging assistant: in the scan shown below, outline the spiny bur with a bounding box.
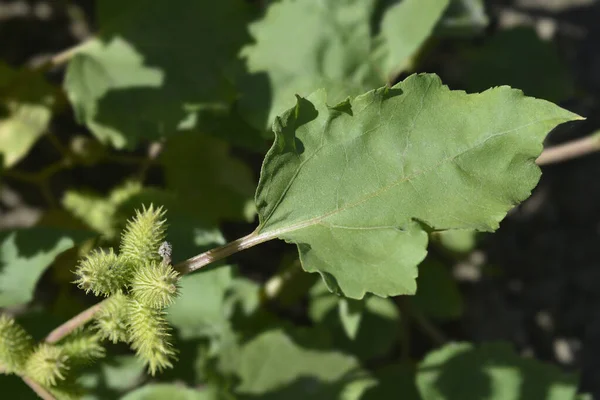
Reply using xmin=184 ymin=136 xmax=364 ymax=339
xmin=25 ymin=344 xmax=69 ymax=387
xmin=128 ymin=299 xmax=177 ymax=375
xmin=131 ymin=260 xmax=180 ymax=309
xmin=74 ymin=249 xmax=129 ymax=297
xmin=0 ymin=314 xmax=34 ymax=374
xmin=120 ymin=205 xmax=167 ymax=268
xmin=94 ymin=292 xmax=130 ymax=344
xmin=58 ymin=327 xmax=105 ymax=365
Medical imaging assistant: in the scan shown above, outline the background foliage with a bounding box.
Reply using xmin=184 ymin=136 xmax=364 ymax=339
xmin=0 ymin=0 xmax=599 ymax=399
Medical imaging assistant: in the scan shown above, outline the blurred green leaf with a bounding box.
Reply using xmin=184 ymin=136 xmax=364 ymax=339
xmin=80 ymin=355 xmax=146 ymax=400
xmin=417 ymin=342 xmax=580 ymax=400
xmin=239 ymin=0 xmax=379 ymax=130
xmin=373 ymin=0 xmax=449 ymax=77
xmin=161 ymin=133 xmax=256 ymax=224
xmin=410 ymin=258 xmax=463 ymax=320
xmin=338 ymin=297 xmax=364 ymax=340
xmin=233 ymin=329 xmax=375 ymax=399
xmin=121 ymin=384 xmax=218 ymax=400
xmin=309 ymin=281 xmax=399 ymax=361
xmin=433 ymin=229 xmax=477 ymax=254
xmin=436 ymin=0 xmax=488 ymax=36
xmin=461 ymin=27 xmax=573 ymax=102
xmin=255 ymin=74 xmax=580 ymax=299
xmin=64 ymin=0 xmax=254 ymax=149
xmin=63 ymin=180 xmax=143 ymax=240
xmin=239 ymin=0 xmax=448 ymax=130
xmin=166 ymin=266 xmax=233 ymax=340
xmin=0 ymin=227 xmax=91 ymax=307
xmin=0 ymin=63 xmax=57 ymax=167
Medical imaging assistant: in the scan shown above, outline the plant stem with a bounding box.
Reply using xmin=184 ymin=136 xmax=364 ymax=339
xmin=537 ymin=131 xmax=600 ymax=165
xmin=22 ymin=376 xmax=56 ymax=400
xmin=45 ymin=301 xmax=105 ymax=343
xmin=47 ymin=41 xmax=91 ymax=68
xmin=174 ymin=229 xmax=273 ymax=275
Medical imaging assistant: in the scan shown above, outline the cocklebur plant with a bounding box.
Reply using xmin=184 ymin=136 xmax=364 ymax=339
xmin=0 ymin=205 xmax=181 ymax=398
xmin=0 ymin=74 xmax=587 ymax=399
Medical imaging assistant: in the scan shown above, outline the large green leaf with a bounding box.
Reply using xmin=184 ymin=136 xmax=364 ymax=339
xmin=0 ymin=63 xmax=57 ymax=167
xmin=64 ymin=0 xmax=253 ymax=149
xmin=254 ymin=73 xmax=580 ymax=299
xmin=233 ymin=329 xmax=375 ymax=399
xmin=239 ymin=0 xmax=378 ymax=130
xmin=0 ymin=228 xmax=90 ymax=307
xmin=417 ymin=342 xmax=580 ymax=400
xmin=239 ymin=0 xmax=449 ymax=130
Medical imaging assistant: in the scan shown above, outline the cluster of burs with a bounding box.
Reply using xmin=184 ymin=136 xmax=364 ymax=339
xmin=0 ymin=205 xmax=180 ymax=398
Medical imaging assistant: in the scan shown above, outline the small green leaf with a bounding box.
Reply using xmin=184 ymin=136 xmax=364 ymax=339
xmin=64 ymin=0 xmax=253 ymax=149
xmin=410 ymin=258 xmax=463 ymax=320
xmin=417 ymin=342 xmax=580 ymax=400
xmin=433 ymin=229 xmax=477 ymax=254
xmin=166 ymin=266 xmax=233 ymax=339
xmin=255 ymin=73 xmax=581 ymax=299
xmin=0 ymin=63 xmax=57 ymax=167
xmin=121 ymin=384 xmax=218 ymax=400
xmin=0 ymin=228 xmax=90 ymax=307
xmin=338 ymin=297 xmax=364 ymax=340
xmin=309 ymin=281 xmax=399 ymax=361
xmin=234 ymin=330 xmax=375 ymax=399
xmin=436 ymin=0 xmax=488 ymax=37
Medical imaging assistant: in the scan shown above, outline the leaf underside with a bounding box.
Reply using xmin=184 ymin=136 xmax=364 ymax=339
xmin=255 ymin=73 xmax=581 ymax=299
